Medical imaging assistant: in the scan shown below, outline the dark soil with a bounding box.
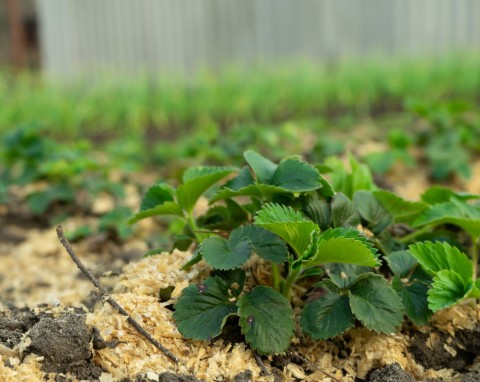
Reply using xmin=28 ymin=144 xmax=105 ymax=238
xmin=123 ymin=372 xmax=205 ymax=382
xmin=0 ymin=305 xmax=39 ymax=348
xmin=367 ymin=363 xmax=416 ymax=382
xmin=1 ymin=306 xmax=104 ymax=381
xmin=408 ymin=327 xmax=480 ymax=372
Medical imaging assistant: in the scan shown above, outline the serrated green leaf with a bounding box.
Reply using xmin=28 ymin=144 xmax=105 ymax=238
xmin=176 ymin=166 xmax=237 ymax=213
xmin=373 ymin=189 xmax=428 ymax=224
xmin=254 ymin=203 xmax=318 ymax=258
xmin=201 ymin=231 xmax=253 ymax=270
xmin=354 ymin=190 xmax=392 ymax=234
xmin=331 ymin=192 xmax=360 ymax=228
xmin=140 ymin=183 xmax=176 ymax=211
xmin=392 ymin=277 xmax=432 ymax=326
xmin=428 ymin=270 xmax=472 ymax=312
xmin=244 ymin=150 xmax=277 ymax=184
xmin=325 ymin=263 xmax=372 ymax=288
xmin=173 ymin=277 xmax=238 ymax=340
xmin=408 ymin=241 xmax=473 ymax=281
xmin=320 ymin=227 xmax=378 ymax=256
xmin=349 ymin=274 xmax=404 ymax=333
xmin=270 ymin=157 xmax=322 ymax=192
xmin=236 ymin=225 xmax=288 ymax=263
xmin=301 ymin=281 xmax=354 ymax=340
xmin=413 ymin=200 xmax=480 ymax=238
xmin=237 ymin=286 xmax=294 ymax=355
xmin=386 ymin=251 xmax=419 ymax=278
xmin=305 ymin=233 xmax=379 ymax=268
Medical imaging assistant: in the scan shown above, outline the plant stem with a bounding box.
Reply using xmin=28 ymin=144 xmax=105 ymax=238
xmin=282 ymin=267 xmax=301 ymax=299
xmin=397 ymin=224 xmax=433 ymax=243
xmin=272 ymin=263 xmax=281 ymax=291
xmin=186 ymin=213 xmax=206 ymax=242
xmin=472 ymin=236 xmax=479 ymax=281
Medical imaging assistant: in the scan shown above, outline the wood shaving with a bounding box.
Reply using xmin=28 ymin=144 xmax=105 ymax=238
xmin=0 ymin=354 xmax=44 ymax=382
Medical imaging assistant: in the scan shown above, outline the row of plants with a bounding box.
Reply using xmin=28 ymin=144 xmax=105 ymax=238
xmin=1 ymin=53 xmax=480 ymax=139
xmin=0 ymin=124 xmax=133 ymax=240
xmin=131 ymin=151 xmax=480 ymax=354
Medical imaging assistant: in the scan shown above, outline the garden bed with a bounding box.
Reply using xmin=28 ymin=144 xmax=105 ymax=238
xmin=1 ymin=156 xmax=480 ymax=382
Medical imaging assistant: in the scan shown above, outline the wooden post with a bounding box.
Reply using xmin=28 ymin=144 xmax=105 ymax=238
xmin=6 ymin=0 xmax=27 ymax=70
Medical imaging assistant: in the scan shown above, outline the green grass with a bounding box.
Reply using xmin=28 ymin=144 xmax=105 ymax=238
xmin=1 ymin=53 xmax=480 ymax=140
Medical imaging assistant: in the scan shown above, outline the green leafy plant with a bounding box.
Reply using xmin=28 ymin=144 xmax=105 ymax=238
xmin=133 ymin=151 xmax=480 ymax=355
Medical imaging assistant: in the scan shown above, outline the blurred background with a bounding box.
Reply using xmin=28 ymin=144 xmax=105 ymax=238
xmin=1 ymin=0 xmax=480 ymax=236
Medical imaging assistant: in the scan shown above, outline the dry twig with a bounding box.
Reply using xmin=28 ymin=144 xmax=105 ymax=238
xmin=56 ymin=225 xmax=180 ymax=365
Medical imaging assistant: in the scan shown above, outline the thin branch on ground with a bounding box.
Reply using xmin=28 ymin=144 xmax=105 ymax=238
xmin=288 ymin=351 xmax=339 ymax=382
xmin=56 ymin=225 xmax=180 ymax=365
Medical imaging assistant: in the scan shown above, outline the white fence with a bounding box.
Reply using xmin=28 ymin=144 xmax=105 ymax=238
xmin=36 ymin=0 xmax=480 ymax=79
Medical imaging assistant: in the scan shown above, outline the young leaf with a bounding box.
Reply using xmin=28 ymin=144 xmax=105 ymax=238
xmin=236 ymin=225 xmax=289 ymax=263
xmin=331 ymin=192 xmax=360 ymax=228
xmin=354 ymin=190 xmax=392 ymax=234
xmin=305 ymin=232 xmax=379 ymax=268
xmin=140 ymin=183 xmax=176 ymax=210
xmin=129 ymin=183 xmax=184 ymax=224
xmin=254 ymin=203 xmax=318 ymax=258
xmin=349 ymin=273 xmax=404 ymax=333
xmin=392 ymin=277 xmax=432 ymax=326
xmin=201 ymin=232 xmax=253 ymax=270
xmin=176 ymin=166 xmax=237 ymax=213
xmin=413 ymin=200 xmax=480 ymax=239
xmin=173 ymin=277 xmax=238 ymax=340
xmin=301 ymin=280 xmax=354 ymax=340
xmin=408 ymin=241 xmax=473 ymax=280
xmin=237 ymin=286 xmax=294 ymax=355
xmin=373 ymin=189 xmax=428 ymax=224
xmin=428 ymin=270 xmax=472 ymax=312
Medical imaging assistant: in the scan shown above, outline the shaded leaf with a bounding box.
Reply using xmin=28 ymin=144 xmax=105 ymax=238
xmin=373 ymin=190 xmax=428 ymax=224
xmin=237 ymin=286 xmax=294 ymax=355
xmin=201 ymin=231 xmax=253 ymax=270
xmin=236 ymin=225 xmax=289 ymax=263
xmin=331 ymin=193 xmax=360 ymax=228
xmin=325 ymin=263 xmax=372 ymax=288
xmin=301 ymin=281 xmax=354 ymax=340
xmin=392 ymin=277 xmax=432 ymax=326
xmin=349 ymin=273 xmax=404 ymax=333
xmin=173 ymin=277 xmax=237 ymax=340
xmin=386 ymin=251 xmax=419 ymax=278
xmin=354 ymin=190 xmax=392 ymax=234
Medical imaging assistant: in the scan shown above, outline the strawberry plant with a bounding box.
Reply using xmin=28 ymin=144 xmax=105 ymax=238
xmin=132 ymin=151 xmax=480 ymax=355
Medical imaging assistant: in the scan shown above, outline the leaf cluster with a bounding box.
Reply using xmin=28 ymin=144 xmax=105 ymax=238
xmin=133 ymin=150 xmax=480 ymax=354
